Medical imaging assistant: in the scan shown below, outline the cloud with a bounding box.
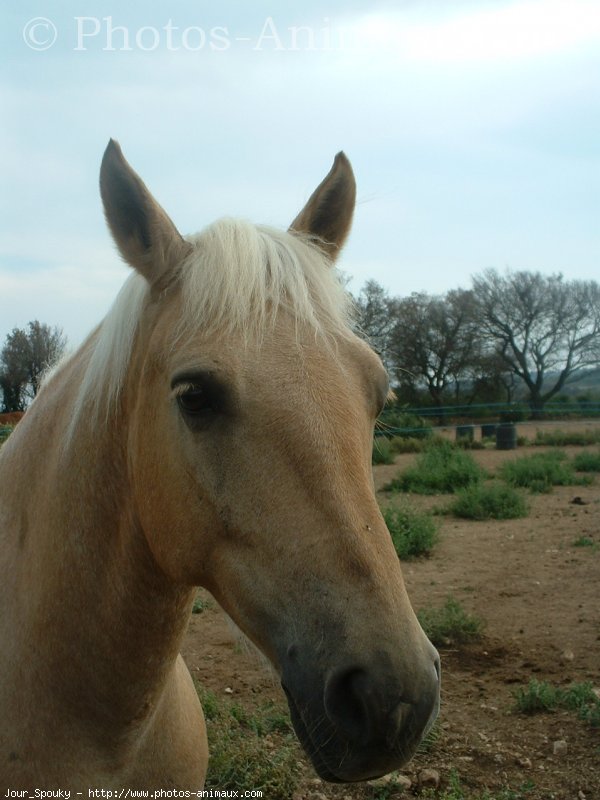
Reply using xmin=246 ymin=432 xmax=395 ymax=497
xmin=345 ymin=0 xmax=600 ymax=64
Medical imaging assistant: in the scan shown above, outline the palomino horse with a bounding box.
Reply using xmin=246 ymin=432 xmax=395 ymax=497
xmin=0 ymin=141 xmax=440 ymax=790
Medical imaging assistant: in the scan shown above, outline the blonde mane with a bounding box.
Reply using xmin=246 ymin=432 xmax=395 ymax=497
xmin=68 ymin=219 xmax=354 ymax=426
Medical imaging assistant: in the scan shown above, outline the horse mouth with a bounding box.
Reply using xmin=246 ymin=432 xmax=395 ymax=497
xmin=283 ymin=687 xmax=345 ymax=782
xmin=282 ymin=684 xmax=415 ymax=783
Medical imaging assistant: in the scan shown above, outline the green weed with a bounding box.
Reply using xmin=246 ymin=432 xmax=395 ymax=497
xmin=192 ymin=595 xmax=213 ymax=614
xmin=195 ymin=684 xmax=301 ymax=797
xmin=513 ymin=679 xmax=561 ymax=713
xmin=386 ymin=440 xmax=485 ymax=495
xmin=572 ymin=535 xmax=595 ymax=548
xmin=533 ymin=429 xmax=600 ymax=447
xmin=449 ymin=482 xmax=528 ymax=520
xmin=455 ymin=437 xmax=486 ymax=450
xmin=0 ymin=425 xmax=13 ymax=444
xmin=389 ymin=435 xmax=430 ymax=454
xmin=419 ymin=769 xmax=535 ymax=800
xmin=382 ymin=504 xmax=438 ymax=559
xmin=499 ymin=450 xmax=590 ymax=493
xmin=513 ymin=679 xmax=600 ymax=727
xmin=417 ymin=597 xmax=484 ymax=646
xmin=573 ymin=450 xmax=600 ymax=472
xmin=372 ymin=437 xmax=395 ymax=465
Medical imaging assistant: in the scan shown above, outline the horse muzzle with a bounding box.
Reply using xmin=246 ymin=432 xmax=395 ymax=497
xmin=281 ymin=649 xmax=441 ymax=782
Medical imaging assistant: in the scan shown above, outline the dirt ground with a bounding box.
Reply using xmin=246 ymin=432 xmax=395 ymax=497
xmin=182 ymin=423 xmax=600 ymax=799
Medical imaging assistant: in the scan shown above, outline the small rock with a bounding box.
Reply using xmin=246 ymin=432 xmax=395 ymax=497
xmin=578 ymin=791 xmax=587 ymax=800
xmin=371 ymin=773 xmax=411 ymax=789
xmin=553 ymin=739 xmax=568 ymax=756
xmin=516 ymin=756 xmax=532 ymax=769
xmin=571 ymin=496 xmax=587 ymax=505
xmin=418 ymin=768 xmax=440 ymax=789
xmin=561 ymin=649 xmax=574 ymax=662
xmin=308 ymin=778 xmax=322 ymax=786
xmin=367 ymin=775 xmax=393 ymax=787
xmin=368 ymin=772 xmax=410 ymax=788
xmin=223 ymin=686 xmax=233 ymax=694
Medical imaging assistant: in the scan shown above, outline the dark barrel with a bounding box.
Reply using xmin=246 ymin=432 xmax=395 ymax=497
xmin=456 ymin=425 xmax=474 ymax=442
xmin=496 ymin=422 xmax=517 ymax=450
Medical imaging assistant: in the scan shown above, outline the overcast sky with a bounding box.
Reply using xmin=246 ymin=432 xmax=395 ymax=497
xmin=1 ymin=0 xmax=599 ymax=347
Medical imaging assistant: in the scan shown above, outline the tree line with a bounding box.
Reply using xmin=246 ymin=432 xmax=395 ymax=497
xmin=2 ymin=268 xmax=599 ymax=416
xmin=354 ymin=269 xmax=600 ymax=416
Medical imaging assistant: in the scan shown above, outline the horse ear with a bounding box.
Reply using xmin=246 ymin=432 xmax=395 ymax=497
xmin=99 ymin=140 xmax=192 ymax=285
xmin=290 ymin=152 xmax=356 ymax=261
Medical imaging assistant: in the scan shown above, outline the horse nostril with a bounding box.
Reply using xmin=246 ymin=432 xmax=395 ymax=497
xmin=324 ymin=667 xmax=414 ymax=747
xmin=385 ymin=700 xmax=413 ymax=748
xmin=324 ymin=667 xmax=373 ymax=744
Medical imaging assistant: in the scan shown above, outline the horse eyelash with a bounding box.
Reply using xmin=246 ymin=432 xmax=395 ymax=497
xmin=172 ymin=382 xmax=200 ymax=398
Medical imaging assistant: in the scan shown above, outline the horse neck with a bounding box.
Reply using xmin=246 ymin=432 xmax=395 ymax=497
xmin=0 ymin=339 xmax=195 ymax=738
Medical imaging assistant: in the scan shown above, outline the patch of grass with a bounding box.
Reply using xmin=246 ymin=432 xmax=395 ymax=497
xmin=416 ymin=718 xmax=442 ymax=754
xmin=573 ymin=450 xmax=600 ymax=472
xmin=455 ymin=437 xmax=486 ymax=450
xmin=534 ymin=429 xmax=600 ymax=447
xmin=372 ymin=437 xmax=395 ymax=465
xmin=513 ymin=679 xmax=600 ymax=727
xmin=229 ymin=700 xmax=293 ymax=735
xmin=192 ymin=594 xmax=213 ymax=614
xmin=389 ymin=435 xmax=429 ymax=454
xmin=572 ymin=535 xmax=595 ymax=547
xmin=419 ymin=771 xmax=464 ymax=800
xmin=449 ymin=482 xmax=529 ymax=520
xmin=417 ymin=597 xmax=484 ymax=646
xmin=419 ymin=770 xmax=536 ymax=800
xmin=195 ymin=684 xmax=301 ymax=797
xmin=195 ymin=685 xmax=222 ymax=722
xmin=386 ymin=440 xmax=485 ymax=495
xmin=513 ymin=679 xmax=561 ymax=713
xmin=499 ymin=450 xmax=591 ymax=493
xmin=561 ymin=683 xmax=600 ymax=724
xmin=382 ymin=504 xmax=438 ymax=559
xmin=0 ymin=425 xmax=13 ymax=444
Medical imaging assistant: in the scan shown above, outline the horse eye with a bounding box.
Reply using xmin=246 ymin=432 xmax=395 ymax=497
xmin=177 ymin=387 xmax=213 ymax=415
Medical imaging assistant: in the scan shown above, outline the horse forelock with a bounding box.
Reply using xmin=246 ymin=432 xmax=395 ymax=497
xmin=68 ymin=218 xmax=354 ymax=430
xmin=180 ymin=219 xmax=353 ymax=339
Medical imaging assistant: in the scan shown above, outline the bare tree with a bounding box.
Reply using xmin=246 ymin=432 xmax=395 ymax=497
xmin=0 ymin=321 xmax=67 ymax=411
xmin=389 ymin=289 xmax=480 ymax=410
xmin=472 ymin=270 xmax=600 ymax=415
xmin=468 ymin=350 xmax=520 ymax=404
xmin=353 ymin=280 xmax=400 ymax=371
